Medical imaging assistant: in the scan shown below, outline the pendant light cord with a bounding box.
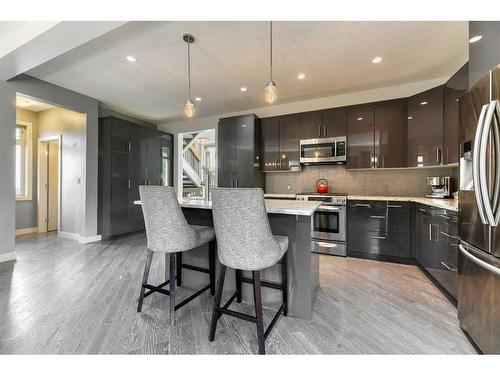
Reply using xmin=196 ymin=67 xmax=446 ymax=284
xmin=187 ymin=40 xmax=191 ymax=99
xmin=269 ymin=21 xmax=273 ymax=81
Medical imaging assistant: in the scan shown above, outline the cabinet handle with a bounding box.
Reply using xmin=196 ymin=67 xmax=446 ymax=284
xmin=440 ymin=261 xmax=457 ymax=272
xmin=318 ymin=125 xmax=322 ymax=138
xmin=324 ymin=125 xmax=327 ymax=138
xmin=371 ymin=235 xmax=386 ymax=240
xmin=429 ymin=224 xmax=433 ymax=241
xmin=370 ymin=215 xmax=386 ymax=219
xmin=436 ymin=148 xmax=442 ymax=164
xmin=419 ymin=208 xmax=427 ymax=213
xmin=235 ymin=178 xmax=238 ymax=188
xmin=440 ymin=231 xmax=454 ymax=238
xmin=353 ymin=203 xmax=371 ymax=208
xmin=128 ymin=179 xmax=131 ymax=189
xmin=128 ymin=141 xmax=131 ymax=152
xmin=387 ymin=204 xmax=403 ymax=208
xmin=439 ymin=214 xmax=450 ymax=220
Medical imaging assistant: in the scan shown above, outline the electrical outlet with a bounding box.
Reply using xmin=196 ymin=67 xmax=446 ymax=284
xmin=287 ymin=185 xmax=291 ymax=191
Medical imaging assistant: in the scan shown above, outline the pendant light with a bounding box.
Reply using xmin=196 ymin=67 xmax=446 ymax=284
xmin=183 ymin=33 xmax=196 ymax=118
xmin=265 ymin=21 xmax=277 ymax=104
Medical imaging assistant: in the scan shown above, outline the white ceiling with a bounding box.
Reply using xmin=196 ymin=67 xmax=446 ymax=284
xmin=26 ymin=21 xmax=468 ymax=123
xmin=16 ymin=94 xmax=56 ymax=112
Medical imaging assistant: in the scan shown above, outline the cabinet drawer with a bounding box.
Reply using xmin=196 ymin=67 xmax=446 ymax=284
xmin=387 ymin=202 xmax=411 ymax=234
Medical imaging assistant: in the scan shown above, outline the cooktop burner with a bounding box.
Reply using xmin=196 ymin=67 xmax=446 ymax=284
xmin=297 ymin=192 xmax=347 ymax=196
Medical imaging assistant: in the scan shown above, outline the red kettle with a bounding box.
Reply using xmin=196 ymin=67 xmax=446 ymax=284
xmin=316 ymin=178 xmax=329 ymax=193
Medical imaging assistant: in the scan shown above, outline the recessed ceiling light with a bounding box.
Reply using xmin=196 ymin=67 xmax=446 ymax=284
xmin=408 ymin=116 xmax=413 ymax=120
xmin=469 ymin=35 xmax=483 ymax=43
xmin=357 ymin=117 xmax=363 ymax=121
xmin=372 ymin=56 xmax=383 ymax=64
xmin=240 ymin=87 xmax=247 ymax=92
xmin=420 ymin=101 xmax=428 ymax=106
xmin=195 ymin=97 xmax=202 ymax=102
xmin=126 ymin=55 xmax=137 ymax=62
xmin=297 ymin=73 xmax=306 ymax=80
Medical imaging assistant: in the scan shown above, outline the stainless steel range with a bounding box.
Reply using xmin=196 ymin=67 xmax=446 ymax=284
xmin=296 ymin=192 xmax=347 ymax=256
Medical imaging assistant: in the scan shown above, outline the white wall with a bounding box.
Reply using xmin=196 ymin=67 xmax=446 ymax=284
xmin=158 ymin=77 xmax=448 ymax=193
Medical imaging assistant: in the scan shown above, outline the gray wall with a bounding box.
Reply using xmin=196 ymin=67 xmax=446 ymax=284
xmin=1 ymin=75 xmax=100 ymax=258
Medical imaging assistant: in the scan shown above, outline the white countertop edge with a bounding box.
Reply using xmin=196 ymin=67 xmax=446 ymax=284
xmin=134 ymin=199 xmax=320 ymax=216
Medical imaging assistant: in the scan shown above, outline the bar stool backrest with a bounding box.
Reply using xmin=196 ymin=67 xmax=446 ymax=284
xmin=139 ymin=186 xmax=197 ymax=253
xmin=211 ymin=188 xmax=281 ymax=270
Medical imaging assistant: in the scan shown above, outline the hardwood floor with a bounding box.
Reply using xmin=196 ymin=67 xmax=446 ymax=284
xmin=0 ymin=232 xmax=475 ymax=354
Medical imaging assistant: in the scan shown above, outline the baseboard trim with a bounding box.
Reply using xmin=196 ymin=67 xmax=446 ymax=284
xmin=0 ymin=251 xmax=17 ymax=263
xmin=78 ymin=235 xmax=102 ymax=244
xmin=15 ymin=227 xmax=38 ymax=236
xmin=58 ymin=231 xmax=102 ymax=244
xmin=58 ymin=231 xmax=80 ymax=241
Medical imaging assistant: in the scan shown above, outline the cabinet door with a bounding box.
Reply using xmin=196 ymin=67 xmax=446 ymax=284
xmin=374 ymin=100 xmax=405 ymax=168
xmin=444 ymin=63 xmax=468 ymax=165
xmin=434 ymin=214 xmax=459 ymax=299
xmin=217 ymin=117 xmax=236 ymax=187
xmin=260 ymin=117 xmax=280 ymax=171
xmin=407 ymin=86 xmax=444 ymax=167
xmin=146 ymin=130 xmax=163 ymax=186
xmin=416 ymin=206 xmax=434 ymax=267
xmin=279 ymin=114 xmax=301 ymax=170
xmin=299 ymin=111 xmax=323 ymax=139
xmin=129 ymin=126 xmax=148 ymax=231
xmin=323 ymin=108 xmax=347 ymax=138
xmin=235 ymin=115 xmax=255 ymax=187
xmin=347 ymin=105 xmax=374 ymax=169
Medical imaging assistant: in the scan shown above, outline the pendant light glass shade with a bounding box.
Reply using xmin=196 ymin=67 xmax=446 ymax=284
xmin=184 ymin=98 xmax=196 ymax=118
xmin=265 ymin=80 xmax=277 ymax=104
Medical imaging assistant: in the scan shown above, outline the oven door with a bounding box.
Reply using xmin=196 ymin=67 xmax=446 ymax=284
xmin=312 ymin=205 xmax=346 ymax=241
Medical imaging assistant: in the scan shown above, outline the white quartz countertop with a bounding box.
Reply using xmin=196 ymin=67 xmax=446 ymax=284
xmin=347 ymin=195 xmax=458 ymax=212
xmin=134 ymin=198 xmax=320 ymax=216
xmin=264 ymin=193 xmax=297 ymax=199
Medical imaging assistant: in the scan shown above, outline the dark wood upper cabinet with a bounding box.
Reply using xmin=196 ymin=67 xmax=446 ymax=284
xmin=444 ymin=63 xmax=469 ymax=165
xmin=374 ymin=100 xmax=406 ymax=168
xmin=260 ymin=117 xmax=280 ymax=171
xmin=347 ymin=104 xmax=374 ymax=169
xmin=279 ymin=114 xmax=301 ymax=170
xmin=407 ymin=86 xmax=444 ymax=167
xmin=323 ymin=108 xmax=347 ymax=138
xmin=299 ymin=111 xmax=323 ymax=139
xmin=469 ymin=21 xmax=500 ymax=87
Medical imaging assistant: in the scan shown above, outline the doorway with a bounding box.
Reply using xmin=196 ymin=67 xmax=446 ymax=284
xmin=38 ymin=136 xmax=61 ymax=233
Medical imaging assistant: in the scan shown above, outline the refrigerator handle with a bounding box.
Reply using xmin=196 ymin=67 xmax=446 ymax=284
xmin=473 ymin=104 xmax=489 ymax=225
xmin=459 ymin=244 xmax=500 ymax=276
xmin=491 ymin=101 xmax=500 ymax=226
xmin=479 ymin=101 xmax=498 ymax=226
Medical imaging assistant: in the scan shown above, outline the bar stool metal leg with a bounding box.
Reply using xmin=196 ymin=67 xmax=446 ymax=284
xmin=281 ymin=252 xmax=288 ymax=316
xmin=176 ymin=253 xmax=182 ymax=287
xmin=208 ymin=239 xmax=216 ymax=296
xmin=252 ymin=270 xmax=265 ymax=355
xmin=236 ymin=269 xmax=242 ymax=303
xmin=137 ymin=250 xmax=154 ymax=313
xmin=209 ymin=264 xmax=227 ymax=341
xmin=169 ymin=253 xmax=176 ymax=325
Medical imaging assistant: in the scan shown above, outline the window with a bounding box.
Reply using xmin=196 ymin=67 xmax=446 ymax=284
xmin=16 ymin=122 xmax=32 ymax=200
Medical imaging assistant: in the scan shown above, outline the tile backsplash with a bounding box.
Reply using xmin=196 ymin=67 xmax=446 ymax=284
xmin=265 ymin=165 xmax=459 ymax=196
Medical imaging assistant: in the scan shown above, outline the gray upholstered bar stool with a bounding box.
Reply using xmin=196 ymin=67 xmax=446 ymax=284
xmin=209 ymin=188 xmax=289 ymax=354
xmin=138 ymin=186 xmax=216 ymax=325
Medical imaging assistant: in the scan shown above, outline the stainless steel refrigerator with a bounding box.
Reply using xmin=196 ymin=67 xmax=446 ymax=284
xmin=458 ymin=64 xmax=500 ymax=354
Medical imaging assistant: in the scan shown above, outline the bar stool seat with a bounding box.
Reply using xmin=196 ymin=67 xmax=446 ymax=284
xmin=137 ymin=186 xmax=216 ymax=326
xmin=209 ymin=188 xmax=289 ymax=354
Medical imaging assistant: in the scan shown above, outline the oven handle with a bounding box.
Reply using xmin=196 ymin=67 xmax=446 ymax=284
xmin=317 ymin=206 xmax=342 ymax=212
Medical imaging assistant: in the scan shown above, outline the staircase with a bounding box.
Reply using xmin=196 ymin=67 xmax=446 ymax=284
xmin=182 ymin=133 xmax=203 ymax=191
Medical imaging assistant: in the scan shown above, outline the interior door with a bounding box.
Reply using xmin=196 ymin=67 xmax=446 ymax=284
xmin=374 ymin=100 xmax=405 ymax=168
xmin=347 ymin=105 xmax=374 ymax=169
xmin=111 ymin=120 xmax=131 ymax=235
xmin=47 ymin=141 xmax=59 ymax=232
xmin=459 ymin=73 xmax=491 ymax=253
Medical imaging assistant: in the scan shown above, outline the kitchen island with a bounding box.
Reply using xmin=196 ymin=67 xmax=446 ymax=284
xmin=134 ymin=198 xmax=320 ymax=320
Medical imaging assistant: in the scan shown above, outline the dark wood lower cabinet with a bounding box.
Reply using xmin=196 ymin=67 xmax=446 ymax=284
xmin=347 ymin=200 xmax=411 ymax=262
xmin=347 ymin=200 xmax=459 ymax=303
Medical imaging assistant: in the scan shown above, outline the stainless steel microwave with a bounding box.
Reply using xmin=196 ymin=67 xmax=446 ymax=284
xmin=299 ymin=136 xmax=347 ymax=165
